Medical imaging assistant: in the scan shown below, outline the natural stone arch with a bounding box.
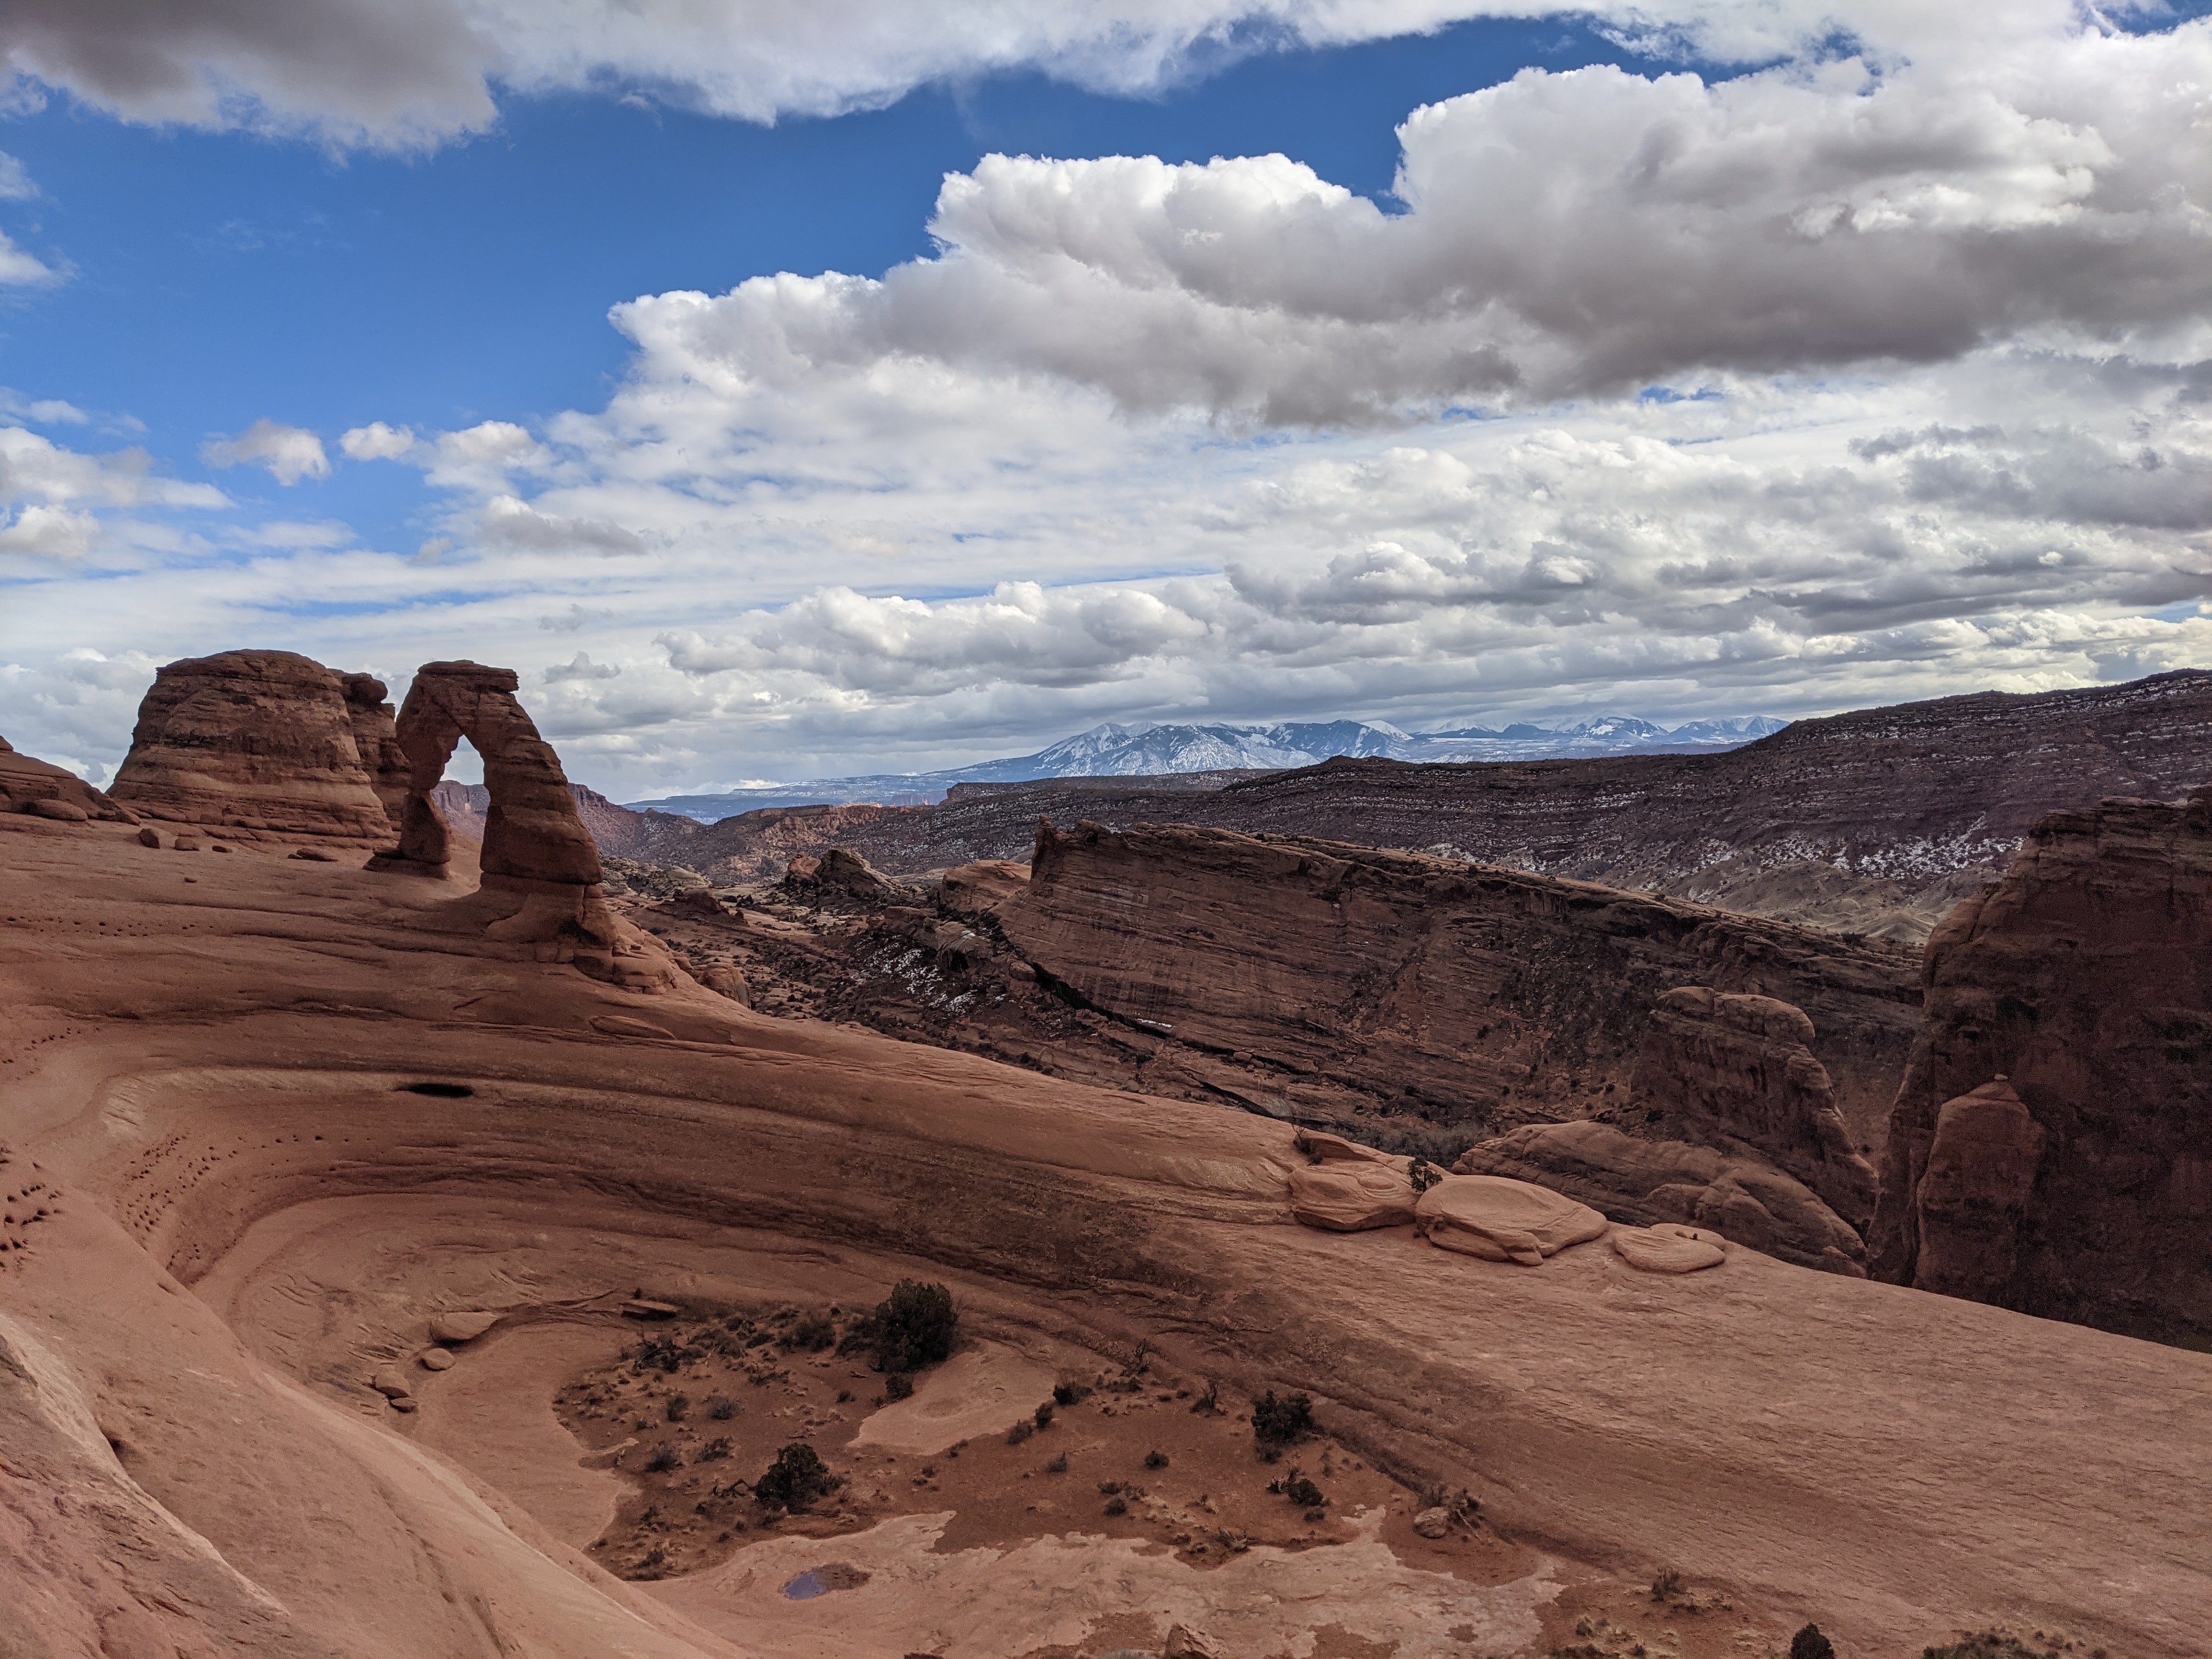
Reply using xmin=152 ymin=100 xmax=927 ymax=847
xmin=385 ymin=661 xmax=601 ymax=886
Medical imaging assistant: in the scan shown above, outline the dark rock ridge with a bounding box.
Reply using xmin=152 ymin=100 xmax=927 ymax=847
xmin=1869 ymin=786 xmax=2212 ymax=1346
xmin=109 ymin=650 xmax=396 ymax=837
xmin=647 ymin=670 xmax=2208 ymax=942
xmin=0 ymin=735 xmax=132 ymax=823
xmin=993 ymin=820 xmax=1920 ymax=1143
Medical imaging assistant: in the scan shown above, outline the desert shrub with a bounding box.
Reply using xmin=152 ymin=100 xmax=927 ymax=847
xmin=1283 ymin=1472 xmax=1325 ymax=1508
xmin=1649 ymin=1571 xmax=1683 ymax=1602
xmin=707 ymin=1396 xmax=736 ymax=1421
xmin=1046 ymin=1452 xmax=1068 ymax=1473
xmin=1922 ymin=1637 xmax=2064 ymax=1659
xmin=631 ymin=1336 xmax=685 ymax=1375
xmin=1408 ymin=1158 xmax=1444 ymax=1194
xmin=883 ymin=1371 xmax=915 ymax=1402
xmin=1143 ymin=1449 xmax=1168 ymax=1469
xmin=866 ymin=1280 xmax=958 ymax=1373
xmin=698 ymin=1437 xmax=732 ymax=1462
xmin=1053 ymin=1381 xmax=1091 ymax=1407
xmin=1103 ymin=1496 xmax=1128 ymax=1516
xmin=754 ymin=1442 xmax=835 ymax=1512
xmin=1190 ymin=1379 xmax=1220 ymax=1414
xmin=664 ymin=1393 xmax=690 ymax=1422
xmin=1007 ymin=1419 xmax=1035 ymax=1445
xmin=1034 ymin=1402 xmax=1054 ymax=1429
xmin=1791 ymin=1627 xmax=1836 ymax=1659
xmin=785 ymin=1312 xmax=835 ymax=1352
xmin=1251 ymin=1390 xmax=1315 ymax=1448
xmin=644 ymin=1444 xmax=680 ymax=1473
xmin=637 ymin=1545 xmax=668 ymax=1576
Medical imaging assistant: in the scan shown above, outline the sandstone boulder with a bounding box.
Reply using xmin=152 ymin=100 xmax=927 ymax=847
xmin=1612 ymin=1223 xmax=1728 ymax=1274
xmin=1 ymin=733 xmax=133 ymax=822
xmin=427 ymin=1311 xmax=501 ymax=1344
xmin=1910 ymin=1078 xmax=2045 ymax=1302
xmin=1457 ymin=1120 xmax=1867 ymax=1275
xmin=1288 ymin=1163 xmax=1418 ymax=1231
xmin=23 ymin=797 xmax=88 ymax=822
xmin=110 ymin=651 xmax=394 ymax=837
xmin=1869 ymin=787 xmax=2212 ymax=1344
xmin=1413 ymin=1175 xmax=1609 ymax=1265
xmin=1629 ymin=986 xmax=1877 ymax=1227
xmin=785 ymin=845 xmax=911 ymax=904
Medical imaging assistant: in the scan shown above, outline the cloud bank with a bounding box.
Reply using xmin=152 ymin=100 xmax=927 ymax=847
xmin=1 ymin=4 xmax=2207 ymax=795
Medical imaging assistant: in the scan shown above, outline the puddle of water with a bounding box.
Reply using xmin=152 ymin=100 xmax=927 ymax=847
xmin=781 ymin=1563 xmax=870 ymax=1600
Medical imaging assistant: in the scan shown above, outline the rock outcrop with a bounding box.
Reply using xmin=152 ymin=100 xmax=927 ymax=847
xmin=1628 ymin=987 xmax=1878 ymax=1227
xmin=993 ymin=821 xmax=1920 ymax=1140
xmin=1457 ymin=1120 xmax=1867 ymax=1274
xmin=782 ymin=846 xmax=913 ymax=905
xmin=1869 ymin=788 xmax=2212 ymax=1345
xmin=1286 ymin=1130 xmax=1419 ymax=1231
xmin=343 ymin=673 xmax=409 ymax=831
xmin=109 ymin=650 xmax=395 ymax=837
xmin=1612 ymin=1223 xmax=1728 ymax=1274
xmin=0 ymin=735 xmax=132 ymax=822
xmin=373 ymin=662 xmax=628 ymax=969
xmin=1413 ymin=1174 xmax=1610 ymax=1264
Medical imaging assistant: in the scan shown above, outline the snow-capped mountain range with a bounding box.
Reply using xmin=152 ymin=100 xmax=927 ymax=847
xmin=632 ymin=712 xmax=1788 ymax=822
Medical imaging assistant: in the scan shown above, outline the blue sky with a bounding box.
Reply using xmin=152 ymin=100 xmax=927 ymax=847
xmin=1 ymin=1 xmax=2208 ymax=798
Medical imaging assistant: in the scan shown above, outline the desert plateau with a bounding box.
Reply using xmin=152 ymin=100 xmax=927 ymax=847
xmin=0 ymin=648 xmax=2207 ymax=1659
xmin=6 ymin=5 xmax=2212 ymax=1655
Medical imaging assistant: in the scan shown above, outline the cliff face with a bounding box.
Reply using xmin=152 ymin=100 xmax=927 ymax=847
xmin=1869 ymin=787 xmax=2212 ymax=1346
xmin=995 ymin=821 xmax=1921 ymax=1142
xmin=755 ymin=670 xmax=2212 ymax=943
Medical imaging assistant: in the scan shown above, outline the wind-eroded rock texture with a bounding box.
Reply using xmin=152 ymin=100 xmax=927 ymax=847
xmin=343 ymin=673 xmax=409 ymax=831
xmin=1870 ymin=787 xmax=2212 ymax=1346
xmin=756 ymin=670 xmax=2211 ymax=941
xmin=996 ymin=821 xmax=1920 ymax=1143
xmin=109 ymin=649 xmax=396 ymax=837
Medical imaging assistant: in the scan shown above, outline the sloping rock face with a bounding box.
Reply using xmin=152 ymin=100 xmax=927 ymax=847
xmin=996 ymin=821 xmax=1920 ymax=1141
xmin=1869 ymin=788 xmax=2212 ymax=1344
xmin=0 ymin=735 xmax=132 ymax=821
xmin=387 ymin=662 xmax=602 ymax=887
xmin=109 ymin=650 xmax=395 ymax=837
xmin=1414 ymin=1173 xmax=1610 ymax=1263
xmin=1629 ymin=987 xmax=1877 ymax=1227
xmin=342 ymin=674 xmax=409 ymax=831
xmin=1457 ymin=1120 xmax=1866 ymax=1274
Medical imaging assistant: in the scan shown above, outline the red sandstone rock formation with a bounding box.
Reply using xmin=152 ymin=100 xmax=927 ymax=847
xmin=0 ymin=735 xmax=132 ymax=822
xmin=1628 ymin=986 xmax=1877 ymax=1227
xmin=1869 ymin=787 xmax=2212 ymax=1345
xmin=109 ymin=650 xmax=396 ymax=837
xmin=342 ymin=673 xmax=409 ymax=831
xmin=1456 ymin=1120 xmax=1866 ymax=1274
xmin=995 ymin=820 xmax=1919 ymax=1141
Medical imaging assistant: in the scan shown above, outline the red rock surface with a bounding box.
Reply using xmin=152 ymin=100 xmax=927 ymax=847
xmin=995 ymin=820 xmax=1920 ymax=1143
xmin=1869 ymin=786 xmax=2212 ymax=1345
xmin=342 ymin=673 xmax=409 ymax=831
xmin=1454 ymin=1120 xmax=1867 ymax=1274
xmin=108 ymin=648 xmax=396 ymax=837
xmin=1628 ymin=986 xmax=1877 ymax=1227
xmin=0 ymin=733 xmax=132 ymax=821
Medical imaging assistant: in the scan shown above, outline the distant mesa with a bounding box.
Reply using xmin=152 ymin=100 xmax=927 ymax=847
xmin=1869 ymin=783 xmax=2212 ymax=1346
xmin=108 ymin=649 xmax=397 ymax=838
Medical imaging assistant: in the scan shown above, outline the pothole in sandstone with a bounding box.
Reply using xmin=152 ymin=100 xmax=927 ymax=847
xmin=782 ymin=1562 xmax=870 ymax=1599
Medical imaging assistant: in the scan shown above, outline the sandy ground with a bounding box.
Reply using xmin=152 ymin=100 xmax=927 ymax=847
xmin=1 ymin=814 xmax=2207 ymax=1658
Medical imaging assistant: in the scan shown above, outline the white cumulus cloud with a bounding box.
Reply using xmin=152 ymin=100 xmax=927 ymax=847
xmin=201 ymin=419 xmax=331 ymax=485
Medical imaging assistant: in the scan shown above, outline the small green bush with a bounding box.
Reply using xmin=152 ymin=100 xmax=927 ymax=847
xmin=867 ymin=1280 xmax=958 ymax=1373
xmin=883 ymin=1370 xmax=915 ymax=1402
xmin=1251 ymin=1390 xmax=1315 ymax=1447
xmin=644 ymin=1443 xmax=680 ymax=1473
xmin=1143 ymin=1449 xmax=1168 ymax=1469
xmin=1053 ymin=1381 xmax=1091 ymax=1407
xmin=1034 ymin=1402 xmax=1055 ymax=1429
xmin=664 ymin=1393 xmax=690 ymax=1422
xmin=754 ymin=1442 xmax=835 ymax=1512
xmin=1283 ymin=1473 xmax=1325 ymax=1508
xmin=1791 ymin=1626 xmax=1836 ymax=1659
xmin=698 ymin=1437 xmax=732 ymax=1462
xmin=785 ymin=1312 xmax=835 ymax=1352
xmin=707 ymin=1395 xmax=736 ymax=1421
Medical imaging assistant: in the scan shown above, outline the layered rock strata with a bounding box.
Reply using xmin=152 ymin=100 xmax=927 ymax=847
xmin=0 ymin=735 xmax=132 ymax=822
xmin=1869 ymin=787 xmax=2212 ymax=1345
xmin=342 ymin=673 xmax=409 ymax=831
xmin=109 ymin=650 xmax=396 ymax=837
xmin=995 ymin=820 xmax=1920 ymax=1141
